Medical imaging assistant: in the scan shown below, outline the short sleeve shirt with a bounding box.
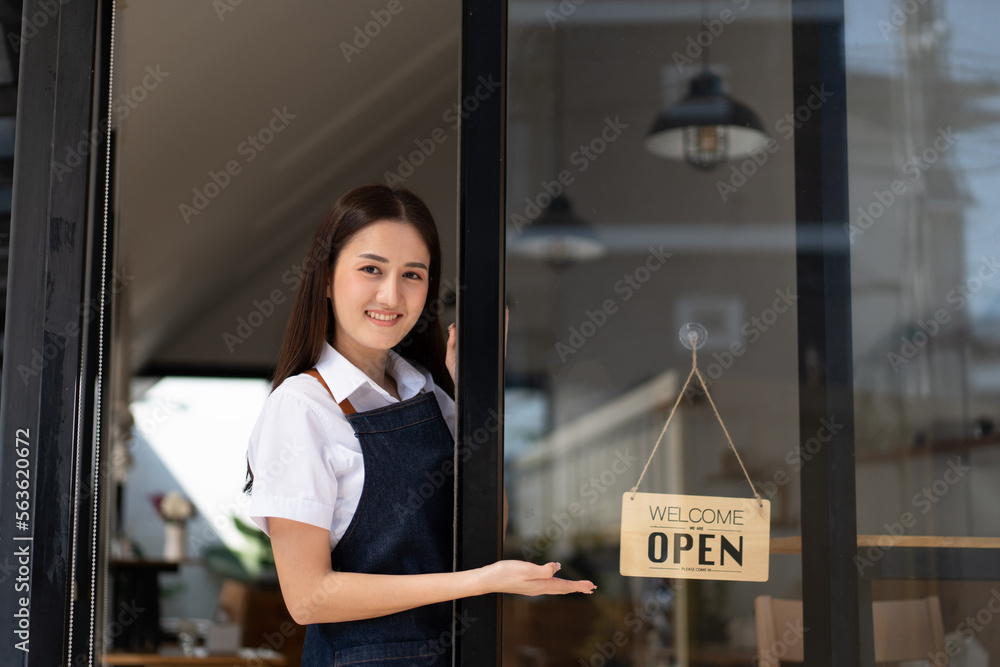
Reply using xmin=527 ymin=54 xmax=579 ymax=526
xmin=247 ymin=343 xmax=456 ymax=548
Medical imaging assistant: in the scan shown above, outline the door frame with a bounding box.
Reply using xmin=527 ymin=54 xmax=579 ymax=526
xmin=0 ymin=0 xmax=114 ymax=665
xmin=455 ymin=0 xmax=870 ymax=665
xmin=455 ymin=0 xmax=508 ymax=664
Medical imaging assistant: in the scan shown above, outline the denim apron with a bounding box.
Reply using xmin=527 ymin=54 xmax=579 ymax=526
xmin=301 ymin=370 xmax=455 ymax=667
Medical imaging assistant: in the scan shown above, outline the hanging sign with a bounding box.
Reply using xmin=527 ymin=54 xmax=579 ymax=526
xmin=620 ymin=492 xmax=770 ymax=581
xmin=619 ymin=324 xmax=771 ymax=582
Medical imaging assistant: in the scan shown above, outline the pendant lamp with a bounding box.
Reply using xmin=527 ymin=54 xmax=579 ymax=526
xmin=644 ymin=2 xmax=768 ymax=170
xmin=515 ymin=194 xmax=606 ymax=265
xmin=511 ymin=26 xmax=606 ymax=265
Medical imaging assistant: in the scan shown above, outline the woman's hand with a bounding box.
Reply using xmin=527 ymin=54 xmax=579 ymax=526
xmin=504 ymin=305 xmax=509 ymax=355
xmin=446 ymin=322 xmax=457 ymax=385
xmin=446 ymin=307 xmax=507 ymax=386
xmin=478 ymin=560 xmax=596 ymax=596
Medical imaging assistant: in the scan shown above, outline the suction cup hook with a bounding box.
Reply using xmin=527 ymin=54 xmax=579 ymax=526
xmin=679 ymin=322 xmax=708 ymax=351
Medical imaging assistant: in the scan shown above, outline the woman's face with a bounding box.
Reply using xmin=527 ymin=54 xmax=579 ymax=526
xmin=328 ymin=220 xmax=431 ymax=359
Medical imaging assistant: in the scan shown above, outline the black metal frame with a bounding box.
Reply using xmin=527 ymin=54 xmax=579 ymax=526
xmin=454 ymin=0 xmax=507 ymax=665
xmin=791 ymin=0 xmax=871 ymax=664
xmin=0 ymin=0 xmax=111 ymax=665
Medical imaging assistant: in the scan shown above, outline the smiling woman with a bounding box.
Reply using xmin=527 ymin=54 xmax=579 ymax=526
xmin=261 ymin=184 xmax=452 ymax=400
xmin=242 ymin=184 xmax=593 ymax=667
xmin=328 ymin=222 xmax=432 ymax=391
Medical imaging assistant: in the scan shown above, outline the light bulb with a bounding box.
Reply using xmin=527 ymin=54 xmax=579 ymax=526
xmin=697 ymin=125 xmax=720 ymax=152
xmin=683 ymin=124 xmax=728 ymax=170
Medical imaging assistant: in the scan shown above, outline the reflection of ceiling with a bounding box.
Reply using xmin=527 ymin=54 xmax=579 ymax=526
xmin=508 ymin=0 xmax=828 ymax=25
xmin=116 ymin=1 xmax=461 ymax=374
xmin=505 ymin=13 xmax=796 ymax=234
xmin=502 ymin=2 xmax=799 ymax=410
xmin=509 ymin=223 xmax=833 ymax=256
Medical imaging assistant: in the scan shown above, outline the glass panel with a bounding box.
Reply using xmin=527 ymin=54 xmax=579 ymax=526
xmin=846 ymin=0 xmax=1000 ymax=661
xmin=504 ymin=4 xmax=801 ymax=664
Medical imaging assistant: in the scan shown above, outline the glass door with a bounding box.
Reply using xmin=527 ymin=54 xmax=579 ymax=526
xmin=501 ymin=2 xmax=806 ymax=664
xmin=845 ymin=0 xmax=1000 ymax=661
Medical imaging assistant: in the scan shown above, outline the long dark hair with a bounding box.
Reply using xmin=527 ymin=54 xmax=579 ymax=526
xmin=244 ymin=184 xmax=453 ymax=492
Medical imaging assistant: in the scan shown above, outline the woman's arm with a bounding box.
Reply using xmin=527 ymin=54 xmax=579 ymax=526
xmin=270 ymin=517 xmax=595 ymax=626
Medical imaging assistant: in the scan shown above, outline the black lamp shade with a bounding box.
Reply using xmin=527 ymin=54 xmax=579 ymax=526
xmin=644 ymin=70 xmax=769 ymax=169
xmin=512 ymin=195 xmax=606 ymax=264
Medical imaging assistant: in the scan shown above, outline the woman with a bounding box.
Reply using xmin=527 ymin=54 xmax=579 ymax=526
xmin=245 ymin=184 xmax=594 ymax=666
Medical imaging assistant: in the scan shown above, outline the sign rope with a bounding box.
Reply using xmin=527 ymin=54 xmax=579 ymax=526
xmin=630 ymin=333 xmax=762 ymax=506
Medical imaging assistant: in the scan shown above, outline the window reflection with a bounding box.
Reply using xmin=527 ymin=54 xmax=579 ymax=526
xmin=505 ymin=2 xmax=800 ymax=664
xmin=847 ymin=0 xmax=1000 ymax=660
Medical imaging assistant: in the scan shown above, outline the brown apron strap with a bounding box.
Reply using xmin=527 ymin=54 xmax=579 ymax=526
xmin=305 ymin=368 xmax=356 ymax=416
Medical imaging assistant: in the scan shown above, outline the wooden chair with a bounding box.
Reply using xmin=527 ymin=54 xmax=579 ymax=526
xmin=754 ymin=595 xmax=947 ymax=665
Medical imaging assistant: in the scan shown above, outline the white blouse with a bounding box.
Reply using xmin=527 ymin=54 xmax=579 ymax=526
xmin=247 ymin=342 xmax=456 ymax=548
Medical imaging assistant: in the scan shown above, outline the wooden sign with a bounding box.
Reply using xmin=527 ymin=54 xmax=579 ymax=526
xmin=620 ymin=492 xmax=770 ymax=581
